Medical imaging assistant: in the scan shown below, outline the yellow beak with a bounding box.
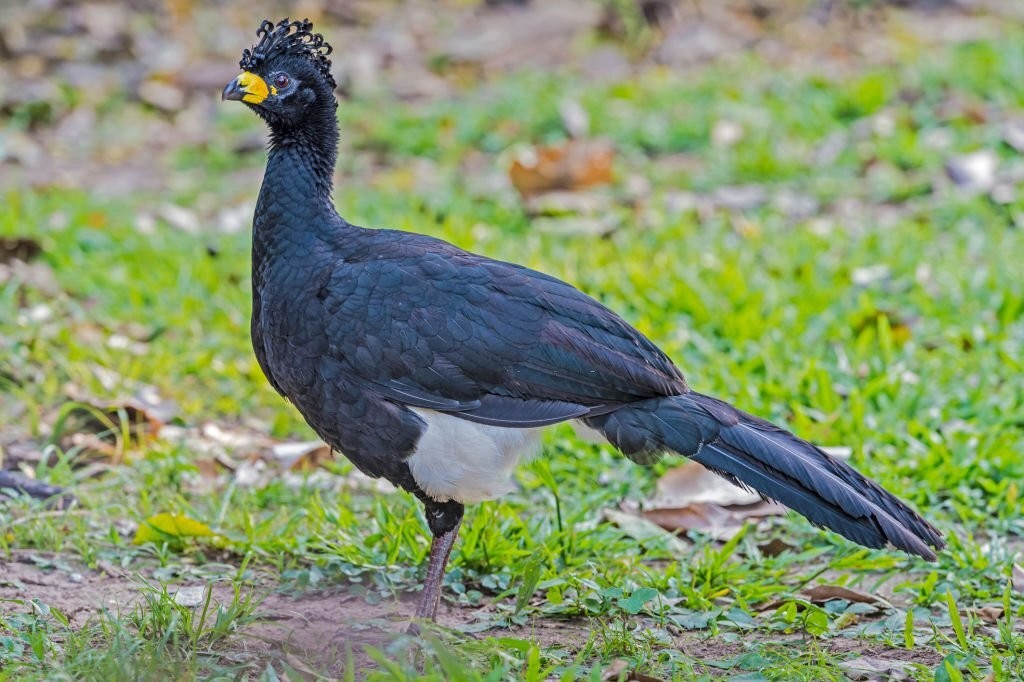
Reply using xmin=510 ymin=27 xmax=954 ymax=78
xmin=222 ymin=71 xmax=271 ymax=105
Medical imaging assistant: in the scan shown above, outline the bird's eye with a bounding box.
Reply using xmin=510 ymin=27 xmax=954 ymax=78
xmin=273 ymin=74 xmax=290 ymax=89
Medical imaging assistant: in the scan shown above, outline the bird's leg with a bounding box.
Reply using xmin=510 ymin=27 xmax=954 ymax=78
xmin=414 ymin=522 xmax=461 ymax=620
xmin=413 ymin=498 xmax=464 ymax=623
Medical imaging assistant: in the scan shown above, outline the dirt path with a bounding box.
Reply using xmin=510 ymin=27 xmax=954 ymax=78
xmin=0 ymin=552 xmax=946 ymax=678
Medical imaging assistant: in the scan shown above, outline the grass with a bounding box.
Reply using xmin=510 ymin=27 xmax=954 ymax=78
xmin=2 ymin=23 xmax=1024 ymax=682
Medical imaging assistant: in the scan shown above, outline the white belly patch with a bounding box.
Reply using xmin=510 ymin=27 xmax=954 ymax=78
xmin=406 ymin=408 xmax=543 ymax=504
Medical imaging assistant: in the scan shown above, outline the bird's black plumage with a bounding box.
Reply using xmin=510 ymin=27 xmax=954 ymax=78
xmin=225 ymin=19 xmax=943 ymax=621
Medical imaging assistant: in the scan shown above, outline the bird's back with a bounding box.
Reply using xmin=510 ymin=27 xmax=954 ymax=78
xmin=254 ymin=221 xmax=689 ymax=412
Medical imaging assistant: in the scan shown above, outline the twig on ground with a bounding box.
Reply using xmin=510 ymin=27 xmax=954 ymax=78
xmin=0 ymin=471 xmax=75 ymax=508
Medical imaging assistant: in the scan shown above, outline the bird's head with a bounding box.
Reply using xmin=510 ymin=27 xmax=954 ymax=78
xmin=222 ymin=18 xmax=336 ymax=132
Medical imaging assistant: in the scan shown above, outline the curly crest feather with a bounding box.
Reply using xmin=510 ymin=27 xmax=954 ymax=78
xmin=240 ymin=18 xmax=335 ymax=89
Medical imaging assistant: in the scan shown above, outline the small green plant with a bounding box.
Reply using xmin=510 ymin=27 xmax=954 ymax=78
xmin=121 ymin=578 xmax=261 ymax=668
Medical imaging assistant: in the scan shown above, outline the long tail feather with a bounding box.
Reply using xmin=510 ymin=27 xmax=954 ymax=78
xmin=587 ymin=392 xmax=944 ymax=559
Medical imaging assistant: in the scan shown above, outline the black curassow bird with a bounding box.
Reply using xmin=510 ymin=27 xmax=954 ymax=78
xmin=223 ymin=19 xmax=944 ymax=622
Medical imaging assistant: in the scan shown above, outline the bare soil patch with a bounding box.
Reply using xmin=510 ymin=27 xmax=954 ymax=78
xmin=0 ymin=552 xmax=946 ymax=677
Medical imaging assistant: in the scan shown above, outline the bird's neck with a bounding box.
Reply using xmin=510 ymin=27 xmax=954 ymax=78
xmin=261 ymin=122 xmax=339 ymax=205
xmin=253 ymin=114 xmax=343 ymax=253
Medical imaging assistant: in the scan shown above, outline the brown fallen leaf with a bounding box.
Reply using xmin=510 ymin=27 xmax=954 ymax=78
xmin=758 ymin=537 xmax=797 ymax=557
xmin=0 ymin=237 xmax=42 ymax=264
xmin=508 ymin=139 xmax=614 ymax=197
xmin=642 ymin=503 xmax=732 ymax=535
xmin=74 ymin=367 xmax=179 ymax=424
xmin=651 ymin=460 xmax=760 ymax=507
xmin=603 ymin=508 xmax=690 ymax=556
xmin=161 ymin=420 xmax=354 ymax=490
xmin=641 ymin=500 xmax=783 ymax=541
xmin=803 ymin=584 xmax=886 ymax=608
xmin=53 ymin=400 xmax=163 ymax=462
xmin=640 ymin=460 xmax=784 ymax=540
xmin=270 ymin=441 xmax=334 ymax=471
xmin=52 ymin=377 xmax=175 ymax=462
xmin=977 ymin=605 xmax=1004 ymax=623
xmin=194 ymin=455 xmax=232 ymax=483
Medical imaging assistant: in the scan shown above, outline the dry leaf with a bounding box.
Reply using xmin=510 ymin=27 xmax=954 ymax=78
xmin=977 ymin=606 xmax=1004 ymax=623
xmin=641 ymin=500 xmax=783 ymax=541
xmin=1012 ymin=564 xmax=1024 ymax=593
xmin=173 ymin=585 xmax=208 ymax=608
xmin=161 ymin=421 xmax=348 ymax=490
xmin=803 ymin=584 xmax=885 ymax=607
xmin=56 ymin=375 xmax=175 ymax=456
xmin=270 ymin=441 xmax=333 ymax=471
xmin=758 ymin=537 xmax=797 ymax=557
xmin=640 ymin=460 xmax=783 ymax=540
xmin=0 ymin=237 xmax=42 ymax=264
xmin=196 ymin=422 xmax=273 ymax=453
xmin=194 ymin=455 xmax=233 ymax=483
xmin=53 ymin=399 xmax=164 ymax=461
xmin=839 ymin=656 xmax=912 ymax=681
xmin=508 ymin=139 xmax=614 ymax=197
xmin=603 ymin=508 xmax=689 ymax=556
xmin=0 ymin=237 xmax=55 ymax=302
xmin=651 ymin=460 xmax=760 ymax=507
